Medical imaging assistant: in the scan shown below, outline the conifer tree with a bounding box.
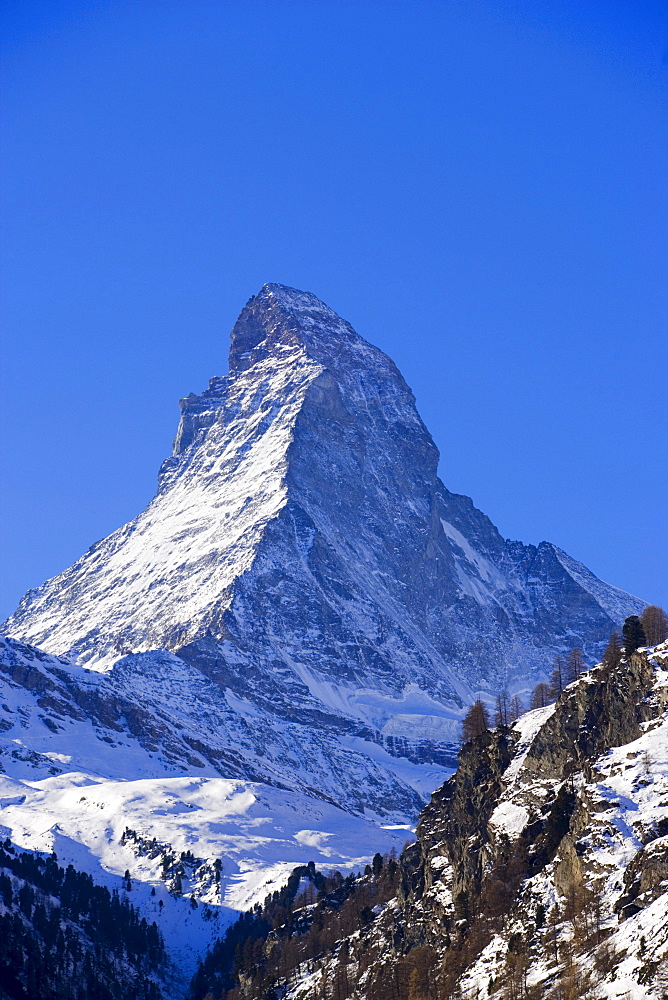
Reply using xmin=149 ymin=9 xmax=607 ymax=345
xmin=601 ymin=632 xmax=623 ymax=672
xmin=462 ymin=699 xmax=490 ymax=741
xmin=508 ymin=694 xmax=524 ymax=724
xmin=564 ymin=648 xmax=585 ymax=684
xmin=530 ymin=682 xmax=551 ymax=709
xmin=549 ymin=656 xmax=565 ymax=698
xmin=622 ymin=615 xmax=646 ymax=656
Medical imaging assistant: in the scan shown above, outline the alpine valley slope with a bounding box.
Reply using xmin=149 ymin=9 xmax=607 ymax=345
xmin=192 ymin=642 xmax=668 ymax=1000
xmin=3 ymin=283 xmax=643 ymax=756
xmin=0 ymin=634 xmax=420 ymax=992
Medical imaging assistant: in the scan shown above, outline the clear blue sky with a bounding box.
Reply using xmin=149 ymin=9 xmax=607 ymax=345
xmin=1 ymin=0 xmax=667 ymax=621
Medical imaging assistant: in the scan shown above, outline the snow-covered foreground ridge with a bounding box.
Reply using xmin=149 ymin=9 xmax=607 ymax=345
xmin=3 ymin=284 xmax=642 ymax=718
xmin=415 ymin=642 xmax=668 ymax=999
xmin=201 ymin=643 xmax=668 ymax=1000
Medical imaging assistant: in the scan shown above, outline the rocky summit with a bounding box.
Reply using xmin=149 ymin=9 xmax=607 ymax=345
xmin=4 ymin=284 xmax=642 ymax=753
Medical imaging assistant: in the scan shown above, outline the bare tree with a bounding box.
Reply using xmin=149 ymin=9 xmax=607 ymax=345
xmin=564 ymin=648 xmax=585 ymax=684
xmin=495 ymin=690 xmax=510 ymax=728
xmin=641 ymin=604 xmax=668 ymax=646
xmin=530 ymin=682 xmax=551 ymax=709
xmin=508 ymin=694 xmax=524 ymax=724
xmin=601 ymin=632 xmax=623 ymax=672
xmin=544 ymin=902 xmax=561 ymax=966
xmin=549 ymin=656 xmax=565 ymax=698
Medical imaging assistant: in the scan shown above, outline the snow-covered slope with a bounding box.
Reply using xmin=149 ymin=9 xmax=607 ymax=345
xmin=445 ymin=643 xmax=668 ymax=999
xmin=0 ymin=284 xmax=652 ymax=992
xmin=0 ymin=635 xmax=421 ymax=990
xmin=2 ymin=285 xmax=644 ymax=738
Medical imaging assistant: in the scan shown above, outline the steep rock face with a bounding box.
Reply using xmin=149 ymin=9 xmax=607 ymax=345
xmin=412 ymin=643 xmax=668 ymax=984
xmin=3 ymin=284 xmax=644 ymax=749
xmin=0 ymin=635 xmax=435 ymax=818
xmin=199 ymin=644 xmax=668 ymax=1000
xmin=416 ymin=728 xmax=515 ymax=911
xmin=411 ymin=650 xmax=663 ymax=915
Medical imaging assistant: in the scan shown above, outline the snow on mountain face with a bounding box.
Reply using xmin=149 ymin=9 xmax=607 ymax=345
xmin=0 ymin=635 xmax=445 ymax=818
xmin=0 ymin=635 xmax=418 ymax=989
xmin=0 ymin=284 xmax=651 ymax=992
xmin=2 ymin=284 xmax=644 ymax=745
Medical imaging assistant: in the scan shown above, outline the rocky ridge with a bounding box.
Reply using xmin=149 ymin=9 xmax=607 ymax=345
xmin=193 ymin=641 xmax=668 ymax=999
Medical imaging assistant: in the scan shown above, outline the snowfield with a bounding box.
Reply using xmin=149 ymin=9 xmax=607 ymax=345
xmin=0 ymin=769 xmax=413 ymax=985
xmin=0 ymin=633 xmax=426 ymax=990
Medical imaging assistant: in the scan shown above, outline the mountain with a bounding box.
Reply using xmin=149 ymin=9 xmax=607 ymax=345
xmin=2 ymin=283 xmax=644 ymax=757
xmin=190 ymin=641 xmax=668 ymax=1000
xmin=0 ymin=283 xmax=649 ymax=991
xmin=0 ymin=633 xmax=419 ymax=991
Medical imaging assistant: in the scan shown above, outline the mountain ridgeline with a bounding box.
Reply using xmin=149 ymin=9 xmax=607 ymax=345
xmin=0 ymin=284 xmax=657 ymax=995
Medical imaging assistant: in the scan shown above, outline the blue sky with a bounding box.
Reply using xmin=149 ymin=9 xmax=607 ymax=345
xmin=1 ymin=0 xmax=667 ymax=620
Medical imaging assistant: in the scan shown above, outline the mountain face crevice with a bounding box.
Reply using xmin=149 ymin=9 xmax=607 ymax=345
xmin=2 ymin=284 xmax=644 ymax=752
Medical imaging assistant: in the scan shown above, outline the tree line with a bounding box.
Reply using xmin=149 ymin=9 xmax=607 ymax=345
xmin=188 ymin=853 xmax=405 ymax=1000
xmin=462 ymin=604 xmax=667 ymax=743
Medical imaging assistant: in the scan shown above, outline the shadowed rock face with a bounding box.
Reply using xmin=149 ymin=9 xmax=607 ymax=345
xmin=2 ymin=284 xmax=644 ymax=752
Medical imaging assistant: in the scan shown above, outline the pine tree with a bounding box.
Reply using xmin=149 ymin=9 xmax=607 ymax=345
xmin=461 ymin=699 xmax=490 ymax=741
xmin=622 ymin=615 xmax=646 ymax=656
xmin=640 ymin=605 xmax=668 ymax=646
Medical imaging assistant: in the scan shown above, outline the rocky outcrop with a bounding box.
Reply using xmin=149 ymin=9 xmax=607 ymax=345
xmin=523 ymin=651 xmax=657 ymax=781
xmin=616 ymin=836 xmax=668 ymax=919
xmin=208 ymin=644 xmax=668 ymax=999
xmin=417 ymin=728 xmax=515 ymax=904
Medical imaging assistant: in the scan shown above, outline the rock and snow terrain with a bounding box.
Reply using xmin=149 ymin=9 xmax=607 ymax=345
xmin=0 ymin=284 xmax=653 ymax=993
xmin=0 ymin=635 xmax=421 ymax=990
xmin=196 ymin=643 xmax=668 ymax=999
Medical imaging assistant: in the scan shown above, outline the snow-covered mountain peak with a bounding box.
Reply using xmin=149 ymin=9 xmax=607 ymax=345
xmin=3 ymin=285 xmax=643 ymax=708
xmin=0 ymin=284 xmax=653 ymax=994
xmin=229 ymin=283 xmax=379 ymax=373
